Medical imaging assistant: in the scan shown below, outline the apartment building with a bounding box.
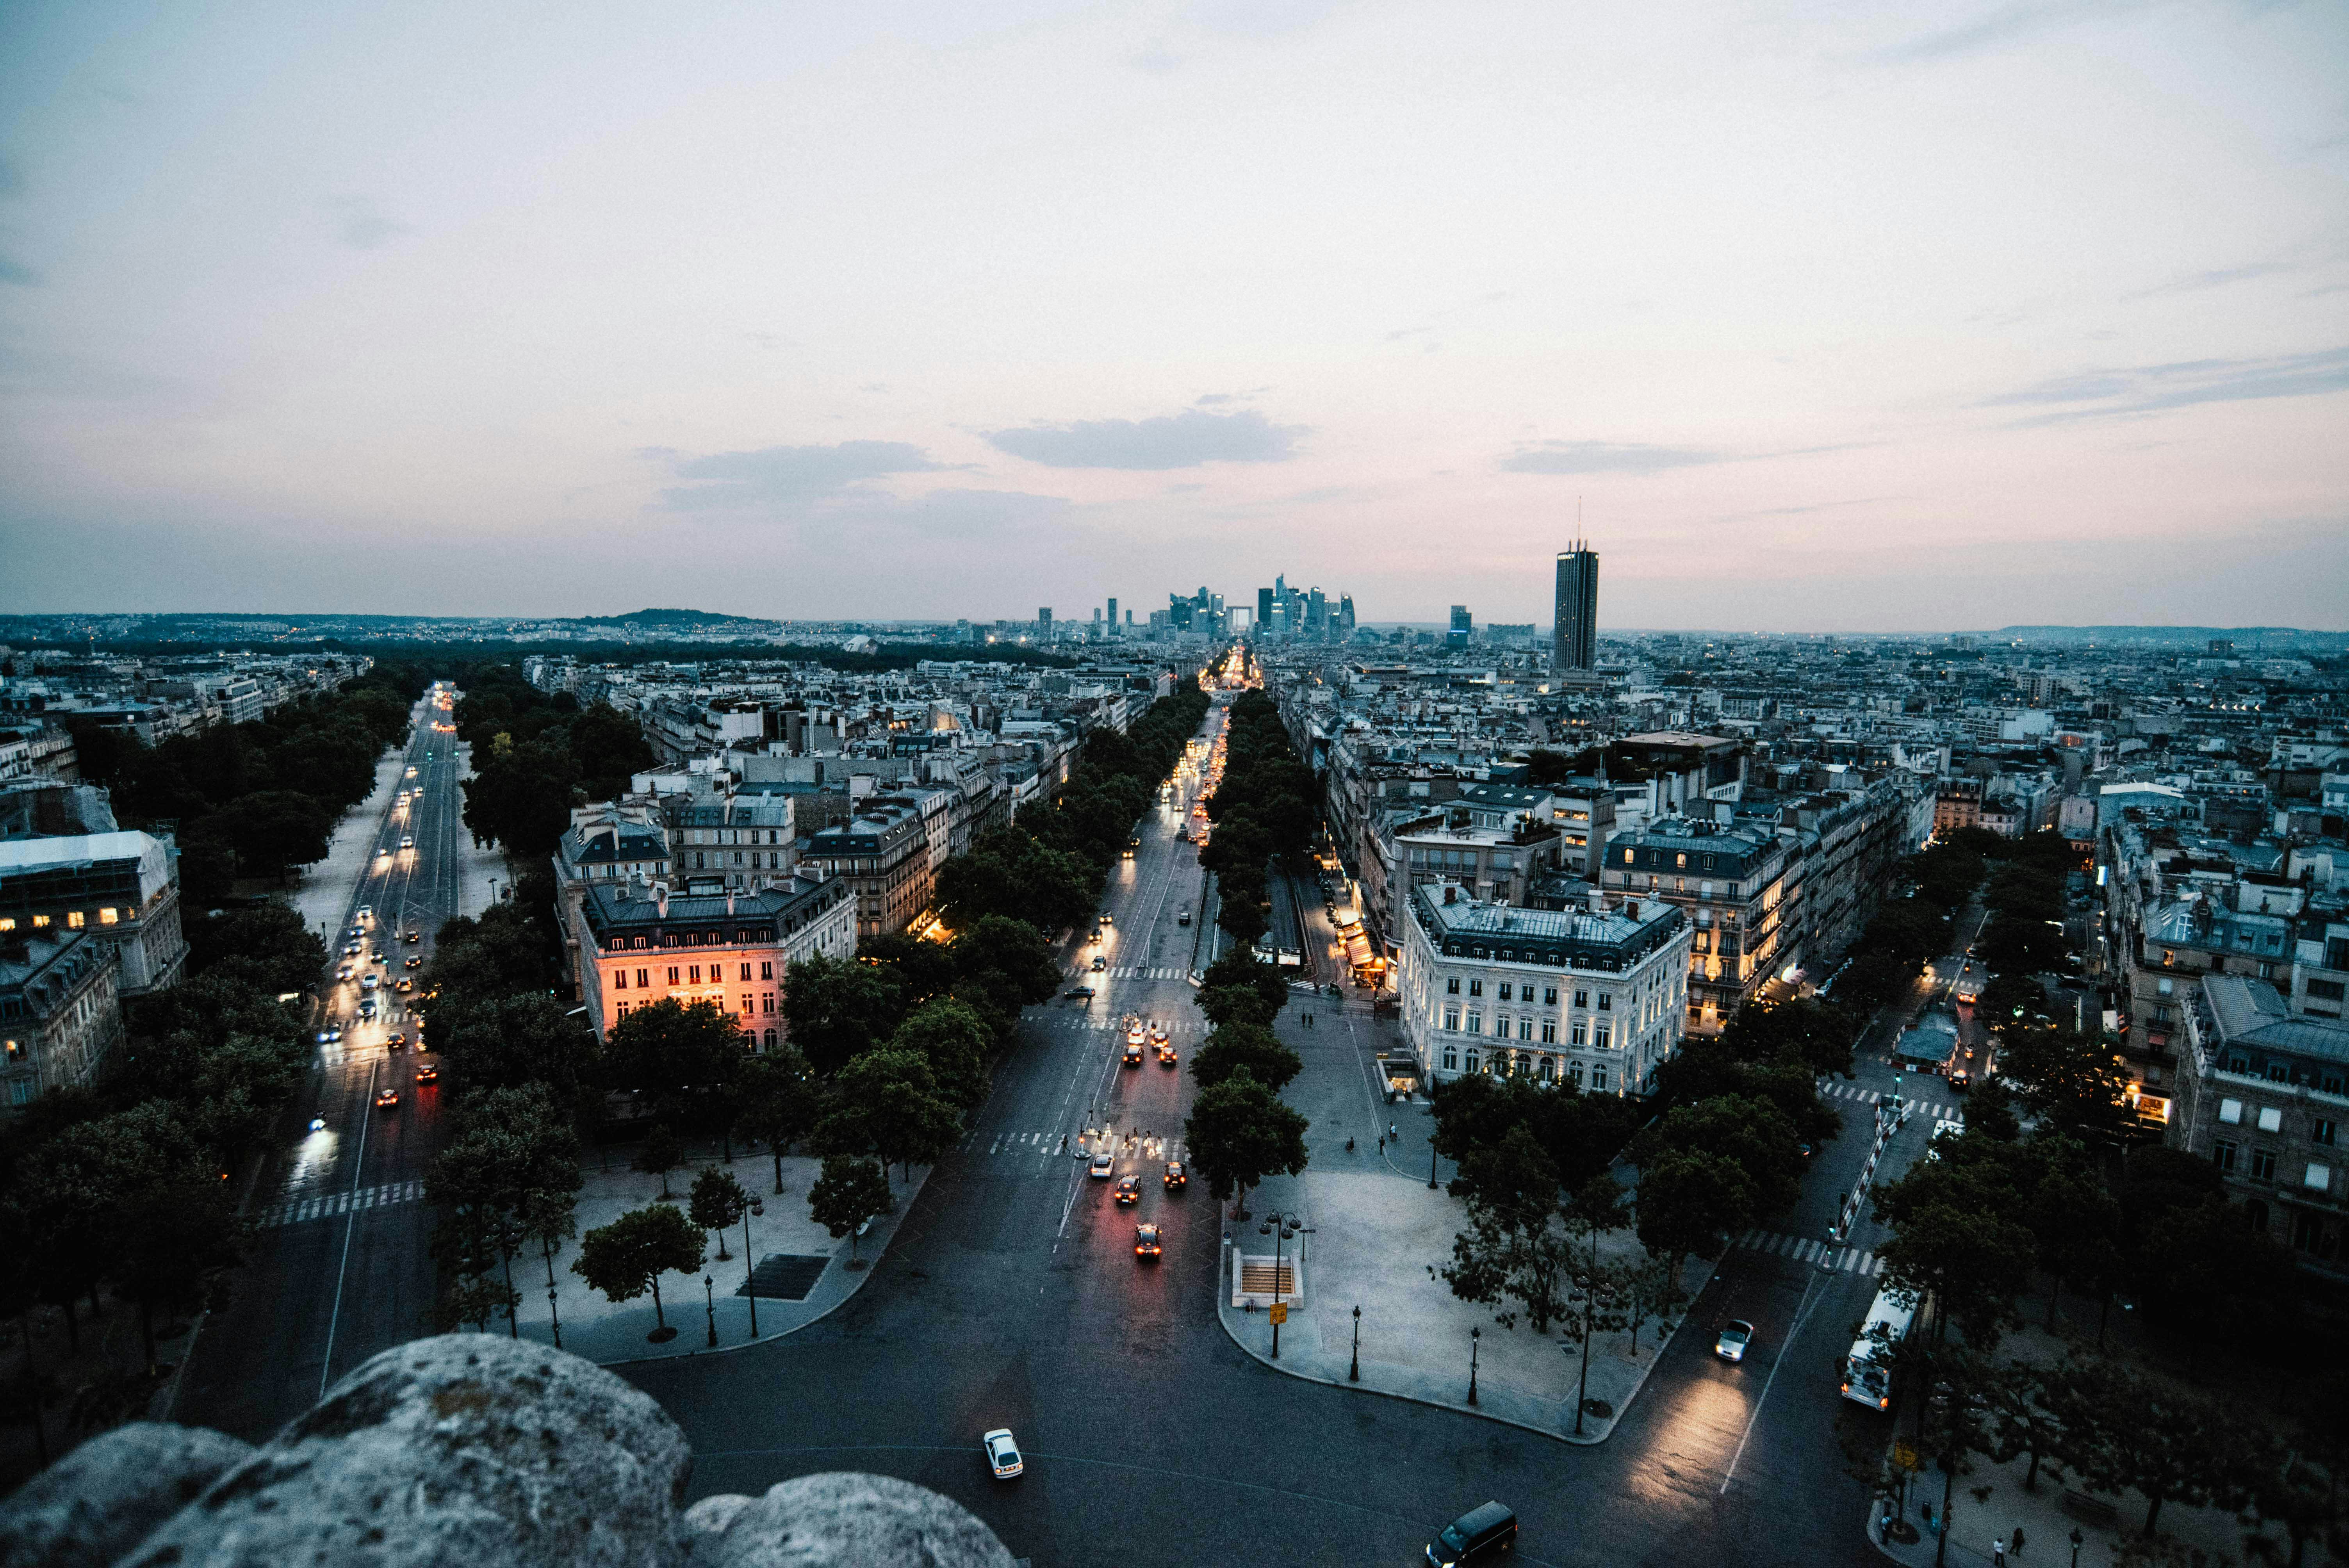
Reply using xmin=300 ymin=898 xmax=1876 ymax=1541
xmin=1599 ymin=816 xmax=1792 ymax=1034
xmin=1398 ymin=882 xmax=1691 ymax=1095
xmin=0 ymin=830 xmax=187 ymax=996
xmin=570 ymin=872 xmax=855 ymax=1046
xmin=1 ymin=928 xmax=126 ymax=1108
xmin=803 ymin=795 xmax=939 ymax=939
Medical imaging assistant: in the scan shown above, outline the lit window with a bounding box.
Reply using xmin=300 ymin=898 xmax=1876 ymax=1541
xmin=2306 ymin=1164 xmax=2331 ymax=1193
xmin=2219 ymin=1098 xmax=2242 ymax=1124
xmin=98 ymin=908 xmax=119 ymax=925
xmin=2258 ymin=1107 xmax=2283 ymax=1132
xmin=0 ymin=918 xmax=12 ymax=932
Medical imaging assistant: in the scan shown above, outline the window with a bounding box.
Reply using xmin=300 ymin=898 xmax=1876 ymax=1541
xmin=636 ymin=969 xmax=649 ymax=988
xmin=1676 ymin=852 xmax=1687 ymax=869
xmin=1499 ymin=983 xmax=1515 ymax=1001
xmin=1465 ymin=1012 xmax=1482 ymax=1035
xmin=741 ymin=993 xmax=753 ymax=1013
xmin=760 ymin=961 xmax=773 ymax=980
xmin=1543 ymin=987 xmax=1558 ymax=1006
xmin=1518 ymin=1018 xmax=1533 ymax=1041
xmin=2252 ymin=1149 xmax=2277 ymax=1181
xmin=2156 ymin=976 xmax=2174 ymax=995
xmin=2259 ymin=1106 xmax=2284 ymax=1132
xmin=1469 ymin=980 xmax=1483 ymax=997
xmin=1592 ymin=1069 xmax=1609 ymax=1092
xmin=2220 ymin=1098 xmax=2243 ymax=1124
xmin=1446 ymin=977 xmax=1461 ymax=994
xmin=1538 ymin=1058 xmax=1553 ymax=1082
xmin=667 ymin=966 xmax=681 ymax=985
xmin=1574 ymin=989 xmax=1589 ymax=1008
xmin=66 ymin=911 xmax=84 ymax=929
xmin=1595 ymin=1027 xmax=1611 ymax=1051
xmin=688 ymin=965 xmax=702 ymax=984
xmin=1465 ymin=1051 xmax=1480 ymax=1075
xmin=98 ymin=907 xmax=118 ymax=925
xmin=1541 ymin=1021 xmax=1557 ymax=1044
xmin=763 ymin=1028 xmax=778 ymax=1049
xmin=2215 ymin=1139 xmax=2238 ymax=1172
xmin=614 ymin=969 xmax=629 ymax=991
xmin=1443 ymin=1009 xmax=1460 ymax=1032
xmin=1571 ymin=1021 xmax=1587 ymax=1046
xmin=2309 ymin=1164 xmax=2333 ymax=1193
xmin=1442 ymin=1048 xmax=1458 ymax=1071
xmin=1597 ymin=992 xmax=1613 ymax=1011
xmin=761 ymin=994 xmax=774 ymax=1014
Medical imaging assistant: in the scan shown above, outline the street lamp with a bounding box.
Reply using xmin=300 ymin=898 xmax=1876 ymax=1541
xmin=703 ymin=1275 xmax=716 ymax=1348
xmin=1259 ymin=1210 xmax=1308 ymax=1360
xmin=1469 ymin=1326 xmax=1481 ymax=1406
xmin=2069 ymin=1529 xmax=2083 ymax=1568
xmin=1350 ymin=1304 xmax=1362 ymax=1382
xmin=743 ymin=1198 xmax=764 ymax=1336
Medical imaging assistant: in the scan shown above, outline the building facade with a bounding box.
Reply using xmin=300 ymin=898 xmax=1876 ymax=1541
xmin=1 ymin=928 xmax=127 ymax=1108
xmin=1599 ymin=816 xmax=1792 ymax=1035
xmin=802 ymin=795 xmax=937 ymax=940
xmin=570 ymin=872 xmax=856 ymax=1047
xmin=1399 ymin=882 xmax=1690 ymax=1096
xmin=0 ymin=830 xmax=187 ymax=996
xmin=1552 ymin=545 xmax=1598 ymax=672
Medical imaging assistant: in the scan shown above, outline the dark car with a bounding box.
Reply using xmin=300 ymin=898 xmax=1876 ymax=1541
xmin=1427 ymin=1501 xmax=1517 ymax=1567
xmin=1064 ymin=986 xmax=1094 ymax=1001
xmin=1114 ymin=1177 xmax=1139 ymax=1206
xmin=414 ymin=1064 xmax=438 ymax=1083
xmin=1163 ymin=1162 xmax=1186 ymax=1190
xmin=374 ymin=1087 xmax=401 ymax=1111
xmin=1134 ymin=1224 xmax=1162 ymax=1258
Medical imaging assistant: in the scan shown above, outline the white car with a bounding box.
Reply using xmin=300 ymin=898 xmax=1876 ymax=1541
xmin=361 ymin=974 xmax=379 ymax=991
xmin=1714 ymin=1319 xmax=1755 ymax=1363
xmin=399 ymin=835 xmax=414 ymax=849
xmin=982 ymin=1428 xmax=1023 ymax=1480
xmin=1089 ymin=1153 xmax=1114 ymax=1178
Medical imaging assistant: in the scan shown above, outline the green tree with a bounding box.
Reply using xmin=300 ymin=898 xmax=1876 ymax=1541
xmin=1190 ymin=1022 xmax=1302 ymax=1096
xmin=428 ymin=1085 xmax=583 ymax=1336
xmin=633 ymin=1123 xmax=683 ymax=1198
xmin=948 ymin=915 xmax=1063 ymax=1011
xmin=1859 ymin=899 xmax=1950 ymax=966
xmin=1558 ymin=1175 xmax=1633 ymax=1436
xmin=182 ymin=902 xmax=326 ymax=995
xmin=2047 ymin=1356 xmax=2229 ymax=1535
xmin=1996 ymin=1027 xmax=2134 ymax=1144
xmin=2027 ymin=1147 xmax=2123 ymax=1330
xmin=602 ymin=997 xmax=747 ymax=1136
xmin=814 ymin=1048 xmax=962 ymax=1182
xmin=884 ymin=999 xmax=993 ymax=1107
xmin=571 ymin=1203 xmax=706 ymax=1339
xmin=1434 ymin=1127 xmax=1572 ymax=1333
xmin=1184 ymin=1067 xmax=1310 ymax=1206
xmin=1981 ymin=1360 xmax=2067 ymax=1494
xmin=210 ymin=790 xmax=335 ymax=882
xmin=732 ymin=1048 xmax=819 ymax=1194
xmin=1872 ymin=1142 xmax=2038 ymax=1350
xmin=1631 ymin=1094 xmax=1806 ymax=1217
xmin=781 ymin=954 xmax=908 ymax=1076
xmin=807 ymin=1155 xmax=894 ymax=1261
xmin=1634 ymin=1147 xmax=1757 ymax=1281
xmin=689 ymin=1167 xmax=751 ymax=1261
xmin=431 ymin=991 xmax=592 ymax=1101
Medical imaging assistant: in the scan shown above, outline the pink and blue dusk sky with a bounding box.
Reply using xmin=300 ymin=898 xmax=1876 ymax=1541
xmin=2 ymin=1 xmax=2344 ymax=632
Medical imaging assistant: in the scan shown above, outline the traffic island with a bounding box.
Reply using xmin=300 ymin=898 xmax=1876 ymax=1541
xmin=1212 ymin=1167 xmax=1706 ymax=1443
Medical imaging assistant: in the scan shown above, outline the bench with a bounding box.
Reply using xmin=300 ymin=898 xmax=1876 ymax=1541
xmin=2061 ymin=1490 xmax=2120 ymax=1527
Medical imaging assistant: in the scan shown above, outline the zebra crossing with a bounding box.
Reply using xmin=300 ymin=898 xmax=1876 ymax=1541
xmin=1056 ymin=1017 xmax=1207 ymax=1033
xmin=257 ymin=1178 xmax=425 ymax=1229
xmin=957 ymin=1128 xmax=1189 ymax=1162
xmin=1820 ymin=1081 xmax=1966 ymax=1125
xmin=1734 ymin=1228 xmax=1887 ymax=1275
xmin=1069 ymin=965 xmax=1196 ymax=981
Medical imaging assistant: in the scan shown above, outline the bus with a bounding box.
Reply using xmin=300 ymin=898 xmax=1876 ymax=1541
xmin=1840 ymin=1287 xmax=1917 ymax=1411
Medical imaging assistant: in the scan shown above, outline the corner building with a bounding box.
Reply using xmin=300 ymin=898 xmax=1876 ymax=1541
xmin=1399 ymin=882 xmax=1691 ymax=1095
xmin=570 ymin=873 xmax=855 ymax=1049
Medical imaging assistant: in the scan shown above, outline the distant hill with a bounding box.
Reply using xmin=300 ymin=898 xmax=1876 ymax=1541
xmin=1990 ymin=625 xmax=2344 ymax=645
xmin=576 ymin=608 xmax=773 ymax=628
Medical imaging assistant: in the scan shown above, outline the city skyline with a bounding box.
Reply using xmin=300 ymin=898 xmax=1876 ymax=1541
xmin=3 ymin=2 xmax=2345 ymax=630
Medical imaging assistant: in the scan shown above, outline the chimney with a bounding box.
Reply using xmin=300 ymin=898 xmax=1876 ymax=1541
xmin=1444 ymin=884 xmax=1457 ymax=905
xmin=1588 ymin=887 xmax=1606 ymax=915
xmin=1625 ymin=899 xmax=1640 ymax=921
xmin=655 ymin=882 xmax=669 ymax=919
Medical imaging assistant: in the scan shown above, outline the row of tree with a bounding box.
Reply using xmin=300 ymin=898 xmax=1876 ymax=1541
xmin=1181 ymin=949 xmax=1311 ymax=1206
xmin=1198 ymin=689 xmax=1319 ymax=950
xmin=936 ymin=681 xmax=1213 ymax=935
xmin=1 ymin=900 xmax=338 ymax=1391
xmin=453 ymin=666 xmax=659 ymax=857
xmin=67 ymin=660 xmax=428 ymax=899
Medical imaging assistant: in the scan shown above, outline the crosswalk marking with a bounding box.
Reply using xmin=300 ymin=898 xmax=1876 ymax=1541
xmin=1733 ymin=1227 xmax=1886 ymax=1275
xmin=1068 ymin=966 xmax=1197 ymax=981
xmin=959 ymin=1128 xmax=1189 ymax=1161
xmin=257 ymin=1178 xmax=425 ymax=1229
xmin=1819 ymin=1081 xmax=1965 ymax=1123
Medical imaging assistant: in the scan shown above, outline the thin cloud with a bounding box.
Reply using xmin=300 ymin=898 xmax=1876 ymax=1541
xmin=324 ymin=195 xmax=408 ymax=250
xmin=1983 ymin=346 xmax=2349 ymax=426
xmin=985 ymin=408 xmax=1305 ymax=469
xmin=653 ymin=439 xmax=948 ymax=509
xmin=1498 ymin=440 xmax=1727 ymax=475
xmin=0 ymin=255 xmax=39 ymax=287
xmin=2123 ymin=261 xmax=2298 ymax=301
xmin=1864 ymin=0 xmax=2153 ymax=64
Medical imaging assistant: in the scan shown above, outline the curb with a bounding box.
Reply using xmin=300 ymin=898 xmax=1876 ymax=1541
xmin=586 ymin=1165 xmax=933 ymax=1370
xmin=1205 ymin=1242 xmax=1709 ymax=1447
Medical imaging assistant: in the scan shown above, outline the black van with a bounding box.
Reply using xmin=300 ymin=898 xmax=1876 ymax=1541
xmin=1426 ymin=1501 xmax=1517 ymax=1566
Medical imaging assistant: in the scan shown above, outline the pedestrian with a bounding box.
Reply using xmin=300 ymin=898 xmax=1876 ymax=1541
xmin=1877 ymin=1514 xmax=1893 ymax=1546
xmin=1921 ymin=1503 xmax=1936 ymax=1536
xmin=1993 ymin=1539 xmax=2005 ymax=1566
xmin=2010 ymin=1527 xmax=2024 ymax=1557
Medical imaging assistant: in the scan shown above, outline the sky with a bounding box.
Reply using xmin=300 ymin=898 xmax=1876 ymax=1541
xmin=2 ymin=0 xmax=2345 ymax=633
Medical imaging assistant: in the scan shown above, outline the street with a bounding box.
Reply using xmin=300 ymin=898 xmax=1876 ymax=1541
xmin=169 ymin=689 xmax=470 ymax=1439
xmin=616 ymin=701 xmax=1948 ymax=1568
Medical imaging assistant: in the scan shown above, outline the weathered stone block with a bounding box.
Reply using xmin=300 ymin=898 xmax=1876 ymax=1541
xmin=0 ymin=1422 xmax=252 ymax=1568
xmin=684 ymin=1474 xmax=1015 ymax=1568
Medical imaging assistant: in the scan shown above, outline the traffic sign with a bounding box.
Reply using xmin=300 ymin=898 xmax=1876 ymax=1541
xmin=1269 ymin=1303 xmax=1288 ymax=1324
xmin=1891 ymin=1441 xmax=1920 ymax=1473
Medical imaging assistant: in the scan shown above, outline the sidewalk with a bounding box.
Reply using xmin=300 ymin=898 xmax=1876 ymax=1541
xmin=496 ymin=1140 xmax=929 ymax=1366
xmin=283 ymin=747 xmax=408 ymax=937
xmin=1213 ymin=1112 xmax=1707 ymax=1445
xmin=1864 ymin=1444 xmax=2253 ymax=1568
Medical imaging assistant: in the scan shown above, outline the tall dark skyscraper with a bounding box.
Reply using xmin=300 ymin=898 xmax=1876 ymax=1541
xmin=1553 ymin=542 xmax=1598 ymax=671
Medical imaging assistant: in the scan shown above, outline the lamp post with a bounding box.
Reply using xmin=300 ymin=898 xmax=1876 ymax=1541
xmin=1428 ymin=1125 xmax=1440 ymax=1190
xmin=2069 ymin=1529 xmax=2083 ymax=1568
xmin=1260 ymin=1210 xmax=1308 ymax=1360
xmin=1469 ymin=1326 xmax=1481 ymax=1406
xmin=1350 ymin=1304 xmax=1362 ymax=1382
xmin=547 ymin=1288 xmax=562 ymax=1351
xmin=743 ymin=1199 xmax=763 ymax=1336
xmin=703 ymin=1275 xmax=716 ymax=1348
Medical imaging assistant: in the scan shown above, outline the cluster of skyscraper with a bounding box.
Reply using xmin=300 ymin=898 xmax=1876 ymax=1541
xmin=1254 ymin=576 xmax=1356 ymax=642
